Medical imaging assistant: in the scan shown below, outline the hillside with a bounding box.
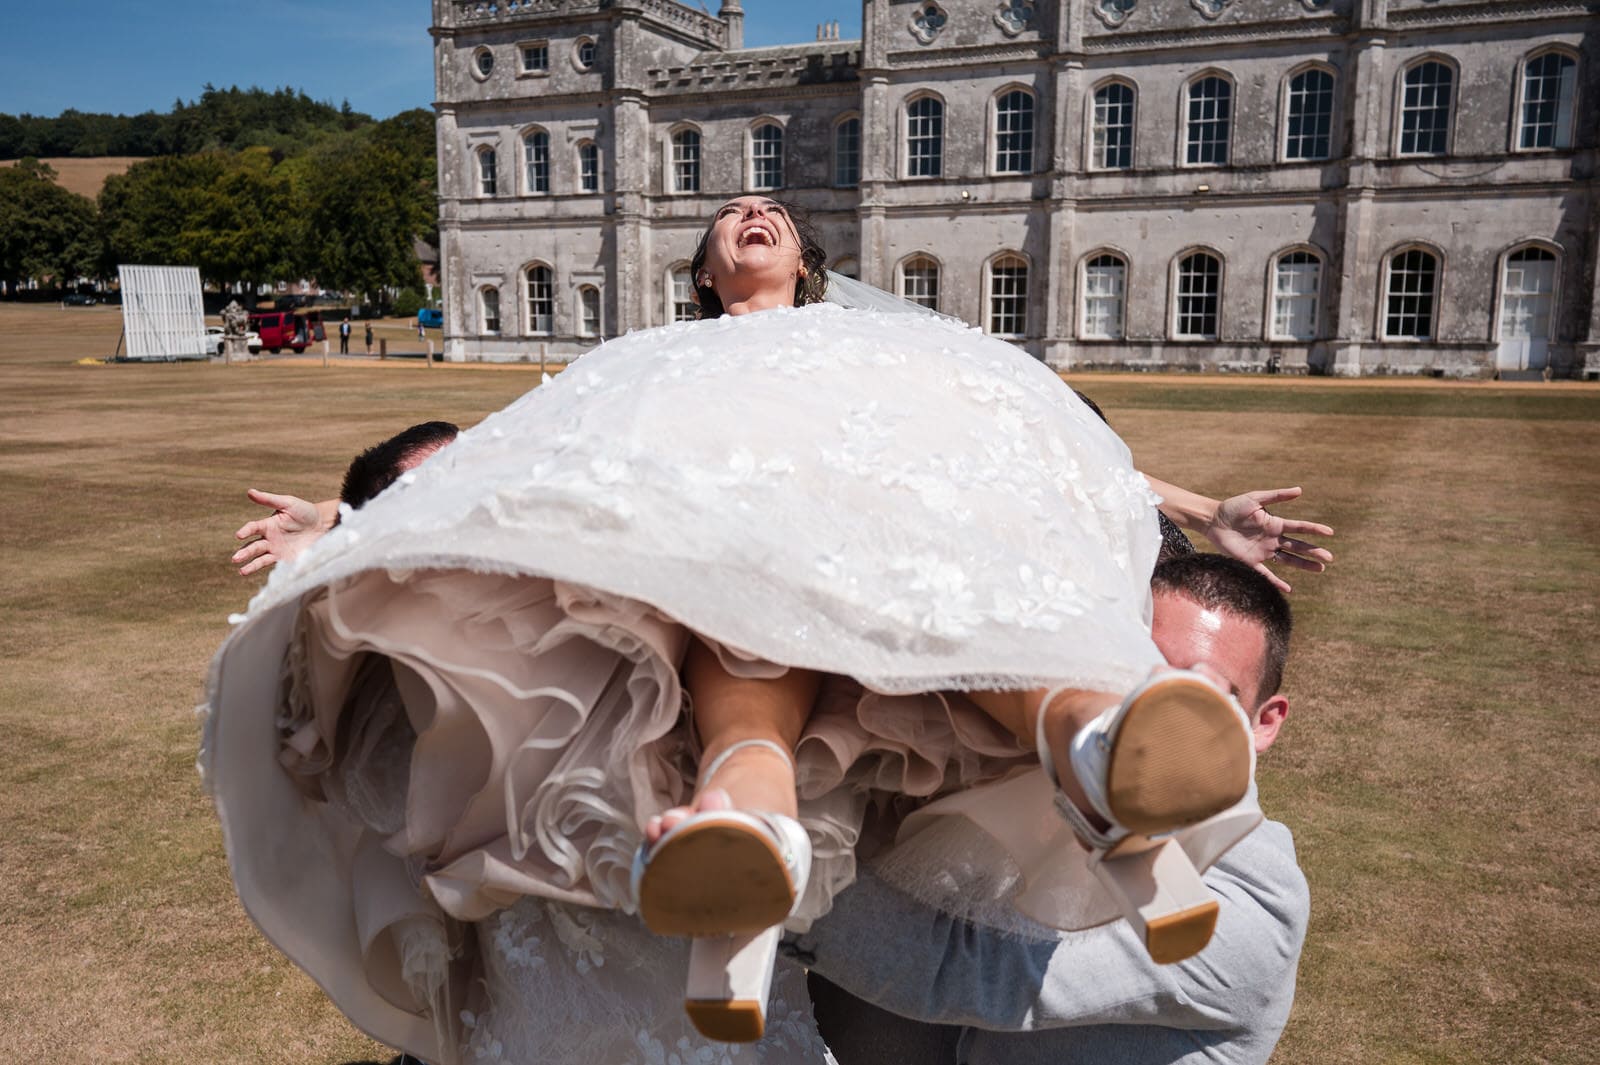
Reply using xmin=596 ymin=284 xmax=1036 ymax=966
xmin=0 ymin=156 xmax=143 ymax=198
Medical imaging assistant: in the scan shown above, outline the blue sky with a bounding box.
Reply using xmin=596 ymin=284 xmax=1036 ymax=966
xmin=0 ymin=2 xmax=864 ymax=120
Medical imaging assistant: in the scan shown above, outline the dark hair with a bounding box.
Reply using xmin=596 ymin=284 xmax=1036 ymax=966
xmin=340 ymin=421 xmax=460 ymax=509
xmin=688 ymin=199 xmax=828 ymax=319
xmin=1151 ymin=553 xmax=1292 ymax=698
xmin=1072 ymin=388 xmax=1195 ymax=562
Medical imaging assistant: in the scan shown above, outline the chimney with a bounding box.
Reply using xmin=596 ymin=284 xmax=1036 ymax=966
xmin=719 ymin=0 xmax=744 ymax=50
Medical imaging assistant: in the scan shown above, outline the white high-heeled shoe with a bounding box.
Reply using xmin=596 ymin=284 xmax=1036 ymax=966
xmin=1038 ymin=669 xmax=1254 ymax=963
xmin=631 ymin=738 xmax=811 ymax=1043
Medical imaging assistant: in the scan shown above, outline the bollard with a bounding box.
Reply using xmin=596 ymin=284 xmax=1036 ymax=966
xmin=427 ymin=339 xmax=435 ymax=369
xmin=380 ymin=338 xmax=387 ymax=360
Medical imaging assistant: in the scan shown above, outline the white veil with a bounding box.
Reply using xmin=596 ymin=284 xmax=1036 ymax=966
xmin=821 ymin=270 xmax=960 ymax=322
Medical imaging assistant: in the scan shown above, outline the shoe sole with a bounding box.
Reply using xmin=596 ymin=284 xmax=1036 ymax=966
xmin=686 ymin=1000 xmax=766 ymax=1043
xmin=637 ymin=819 xmax=795 ymax=937
xmin=1146 ymin=901 xmax=1221 ymax=964
xmin=1103 ymin=677 xmax=1250 ymax=836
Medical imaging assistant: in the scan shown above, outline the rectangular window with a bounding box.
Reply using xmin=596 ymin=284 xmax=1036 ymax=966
xmin=671 ymin=269 xmax=697 ymax=323
xmin=526 ymin=268 xmax=554 ymax=334
xmin=524 ymin=133 xmax=549 ymax=194
xmin=1519 ymin=53 xmax=1578 ymax=150
xmin=1272 ymin=253 xmax=1321 ymax=340
xmin=900 ymin=259 xmax=940 ymax=311
xmin=907 ymin=98 xmax=944 ymax=178
xmin=478 ymin=149 xmax=497 ymax=196
xmin=1082 ymin=256 xmax=1126 ymax=340
xmin=579 ymin=142 xmax=599 ymax=193
xmin=1093 ymin=83 xmax=1135 ymax=170
xmin=579 ymin=286 xmax=601 ymax=337
xmin=520 ymin=43 xmax=549 ymax=73
xmin=1384 ymin=249 xmax=1437 ymax=339
xmin=1399 ymin=62 xmax=1452 ymax=156
xmin=989 ymin=259 xmax=1028 ymax=337
xmin=672 ymin=130 xmax=701 ymax=194
xmin=481 ymin=289 xmax=501 ymax=334
xmin=994 ymin=91 xmax=1035 ymax=174
xmin=751 ymin=124 xmax=784 ymax=190
xmin=1284 ymin=69 xmax=1335 ymax=161
xmin=1175 ymin=254 xmax=1220 ymax=338
xmin=834 ymin=118 xmax=861 ymax=187
xmin=1186 ymin=77 xmax=1232 ymax=166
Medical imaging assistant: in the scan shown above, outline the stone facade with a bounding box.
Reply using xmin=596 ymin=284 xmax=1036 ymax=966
xmin=431 ymin=0 xmax=1600 ymax=377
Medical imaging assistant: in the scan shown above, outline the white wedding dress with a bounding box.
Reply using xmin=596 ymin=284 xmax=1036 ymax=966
xmin=201 ymin=302 xmax=1176 ymax=1063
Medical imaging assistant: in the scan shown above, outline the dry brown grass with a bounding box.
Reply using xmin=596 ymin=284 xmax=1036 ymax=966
xmin=2 ymin=301 xmax=1596 ymax=1063
xmin=0 ymin=156 xmax=146 ymax=198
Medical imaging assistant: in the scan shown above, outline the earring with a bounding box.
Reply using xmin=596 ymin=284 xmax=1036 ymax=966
xmin=698 ymin=273 xmax=713 ymax=288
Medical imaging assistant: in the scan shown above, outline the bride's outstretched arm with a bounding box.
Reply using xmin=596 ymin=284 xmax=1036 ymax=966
xmin=1143 ymin=477 xmax=1334 ymax=593
xmin=231 ymin=489 xmax=340 ymax=575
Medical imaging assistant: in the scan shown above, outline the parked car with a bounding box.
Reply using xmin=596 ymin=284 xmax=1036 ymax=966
xmin=63 ymin=293 xmax=98 ymax=306
xmin=248 ymin=311 xmax=325 ymax=353
xmin=204 ymin=326 xmax=225 ymax=355
xmin=417 ymin=307 xmax=443 ymax=329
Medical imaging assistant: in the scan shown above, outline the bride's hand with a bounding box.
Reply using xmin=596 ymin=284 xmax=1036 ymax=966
xmin=1203 ymin=487 xmax=1334 ymax=593
xmin=232 ymin=489 xmax=336 ymax=576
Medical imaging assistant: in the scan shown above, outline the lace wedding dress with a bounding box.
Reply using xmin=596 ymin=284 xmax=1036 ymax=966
xmin=201 ymin=302 xmax=1172 ymax=1063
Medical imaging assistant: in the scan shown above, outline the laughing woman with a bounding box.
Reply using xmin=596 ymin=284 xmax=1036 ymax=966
xmin=203 ymin=197 xmax=1329 ymax=1064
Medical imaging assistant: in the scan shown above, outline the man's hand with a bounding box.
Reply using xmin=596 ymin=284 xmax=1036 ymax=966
xmin=1203 ymin=487 xmax=1333 ymax=593
xmin=232 ymin=489 xmax=337 ymax=576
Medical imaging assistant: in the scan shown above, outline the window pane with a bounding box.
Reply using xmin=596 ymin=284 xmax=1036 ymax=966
xmin=1272 ymin=252 xmax=1321 ymax=340
xmin=579 ymin=286 xmax=601 ymax=337
xmin=1400 ymin=62 xmax=1452 ymax=156
xmin=835 ymin=118 xmax=861 ymax=186
xmin=995 ymin=90 xmax=1035 ymax=173
xmin=1384 ymin=249 xmax=1437 ymax=338
xmin=481 ymin=288 xmax=500 ymax=334
xmin=1082 ymin=254 xmax=1125 ymax=339
xmin=479 ymin=148 xmax=497 ymax=196
xmin=900 ymin=256 xmax=940 ymax=311
xmin=1176 ymin=253 xmax=1220 ymax=338
xmin=1520 ymin=53 xmax=1577 ymax=150
xmin=1500 ymin=249 xmax=1556 ymax=340
xmin=752 ymin=124 xmax=784 ymax=190
xmin=521 ymin=44 xmax=548 ymax=72
xmin=1285 ymin=69 xmax=1334 ymax=161
xmin=907 ymin=97 xmax=944 ymax=178
xmin=670 ymin=268 xmax=696 ymax=322
xmin=989 ymin=257 xmax=1028 ymax=336
xmin=1093 ymin=83 xmax=1135 ymax=170
xmin=578 ymin=142 xmax=599 ymax=193
xmin=526 ymin=266 xmax=553 ymax=334
xmin=524 ymin=132 xmax=549 ymax=193
xmin=1186 ymin=77 xmax=1232 ymax=165
xmin=672 ymin=130 xmax=700 ymax=193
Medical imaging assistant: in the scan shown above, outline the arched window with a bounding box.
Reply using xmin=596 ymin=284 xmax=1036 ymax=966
xmin=577 ymin=284 xmax=601 ymax=337
xmin=577 ymin=140 xmax=600 ymax=193
xmin=1092 ymin=81 xmax=1136 ymax=170
xmin=906 ymin=95 xmax=944 ymax=178
xmin=523 ymin=130 xmax=550 ymax=194
xmin=1284 ymin=67 xmax=1335 ymax=161
xmin=1081 ymin=252 xmax=1127 ymax=340
xmin=1271 ymin=250 xmax=1323 ymax=340
xmin=1518 ymin=51 xmax=1578 ymax=150
xmin=1185 ymin=76 xmax=1232 ymax=166
xmin=898 ymin=255 xmax=941 ymax=311
xmin=668 ymin=265 xmax=697 ymax=323
xmin=1174 ymin=251 xmax=1222 ymax=339
xmin=987 ymin=254 xmax=1029 ymax=337
xmin=834 ymin=116 xmax=861 ymax=187
xmin=750 ymin=122 xmax=784 ymax=191
xmin=1399 ymin=60 xmax=1454 ymax=156
xmin=480 ymin=286 xmax=501 ymax=335
xmin=1382 ymin=247 xmax=1439 ymax=340
xmin=832 ymin=257 xmax=859 ymax=280
xmin=670 ymin=128 xmax=701 ymax=194
xmin=994 ymin=89 xmax=1035 ymax=174
xmin=525 ymin=264 xmax=554 ymax=335
xmin=477 ymin=146 xmax=498 ymax=196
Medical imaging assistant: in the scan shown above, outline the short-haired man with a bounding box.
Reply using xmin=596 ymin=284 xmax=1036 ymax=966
xmin=791 ymin=553 xmax=1307 ymax=1065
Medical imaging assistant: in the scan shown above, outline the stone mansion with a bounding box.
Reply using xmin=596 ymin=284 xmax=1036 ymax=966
xmin=430 ymin=0 xmax=1599 ymax=376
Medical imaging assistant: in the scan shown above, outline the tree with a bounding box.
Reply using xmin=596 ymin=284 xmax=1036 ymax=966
xmin=301 ymin=131 xmax=430 ymax=299
xmin=0 ymin=159 xmax=98 ymax=289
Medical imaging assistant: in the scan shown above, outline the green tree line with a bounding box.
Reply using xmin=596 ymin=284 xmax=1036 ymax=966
xmin=0 ymin=88 xmax=436 ymax=302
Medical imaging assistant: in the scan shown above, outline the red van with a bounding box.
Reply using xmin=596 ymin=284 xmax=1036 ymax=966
xmin=248 ymin=311 xmax=325 ymax=353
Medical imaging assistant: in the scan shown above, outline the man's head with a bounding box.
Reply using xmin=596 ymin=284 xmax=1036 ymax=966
xmin=1150 ymin=554 xmax=1292 ymax=754
xmin=339 ymin=420 xmax=460 ymax=509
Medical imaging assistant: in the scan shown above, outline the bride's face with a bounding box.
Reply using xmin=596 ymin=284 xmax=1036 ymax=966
xmin=700 ymin=197 xmax=805 ymax=299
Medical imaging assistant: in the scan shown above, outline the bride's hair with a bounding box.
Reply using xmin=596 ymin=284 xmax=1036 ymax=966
xmin=689 ymin=199 xmax=829 ymax=318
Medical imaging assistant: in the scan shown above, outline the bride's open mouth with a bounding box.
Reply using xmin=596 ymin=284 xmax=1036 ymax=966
xmin=737 ymin=222 xmax=779 ymax=248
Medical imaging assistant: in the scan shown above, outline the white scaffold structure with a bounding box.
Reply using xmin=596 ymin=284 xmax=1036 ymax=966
xmin=117 ymin=265 xmax=207 ymax=361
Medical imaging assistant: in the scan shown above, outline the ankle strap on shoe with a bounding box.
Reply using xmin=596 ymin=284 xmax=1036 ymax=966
xmin=699 ymin=738 xmax=794 ymax=790
xmin=1036 ymin=686 xmax=1125 ymax=852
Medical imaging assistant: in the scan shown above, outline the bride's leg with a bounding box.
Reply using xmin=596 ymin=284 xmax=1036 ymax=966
xmin=965 ymin=687 xmax=1118 ymax=830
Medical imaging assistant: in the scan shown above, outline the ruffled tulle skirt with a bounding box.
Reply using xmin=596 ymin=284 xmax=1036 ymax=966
xmin=202 ymin=304 xmax=1171 ymax=1061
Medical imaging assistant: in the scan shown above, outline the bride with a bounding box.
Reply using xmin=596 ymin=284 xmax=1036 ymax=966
xmin=204 ymin=196 xmax=1329 ymax=1064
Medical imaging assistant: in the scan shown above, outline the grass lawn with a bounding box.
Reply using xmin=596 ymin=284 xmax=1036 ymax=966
xmin=2 ymin=303 xmax=1596 ymax=1062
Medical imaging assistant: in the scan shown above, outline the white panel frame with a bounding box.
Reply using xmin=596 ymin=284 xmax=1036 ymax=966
xmin=118 ymin=265 xmax=207 ymax=360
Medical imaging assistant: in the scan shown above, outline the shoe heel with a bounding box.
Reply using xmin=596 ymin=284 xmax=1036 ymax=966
xmin=684 ymin=925 xmax=780 ymax=1043
xmin=1091 ymin=837 xmax=1220 ymax=964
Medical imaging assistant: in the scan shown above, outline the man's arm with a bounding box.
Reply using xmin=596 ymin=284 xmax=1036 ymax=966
xmin=790 ymin=822 xmax=1307 ymax=1034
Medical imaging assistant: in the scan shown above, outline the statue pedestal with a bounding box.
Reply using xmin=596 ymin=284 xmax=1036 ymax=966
xmin=222 ymin=336 xmax=253 ymax=363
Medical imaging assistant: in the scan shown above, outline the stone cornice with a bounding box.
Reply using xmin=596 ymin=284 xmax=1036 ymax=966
xmin=1083 ymin=15 xmax=1346 ymax=51
xmin=886 ymin=41 xmax=1048 ymax=68
xmin=1387 ymin=0 xmax=1598 ymax=27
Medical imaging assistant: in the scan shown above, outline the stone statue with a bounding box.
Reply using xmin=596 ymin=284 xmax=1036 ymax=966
xmin=221 ymin=299 xmax=251 ymax=363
